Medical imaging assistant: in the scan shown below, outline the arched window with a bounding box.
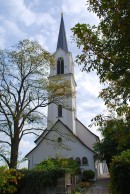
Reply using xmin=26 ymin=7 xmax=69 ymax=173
xmin=82 ymin=157 xmax=88 ymax=165
xmin=75 ymin=157 xmax=81 ymax=165
xmin=57 ymin=58 xmax=64 ymax=74
xmin=58 ymin=105 xmax=62 ymax=117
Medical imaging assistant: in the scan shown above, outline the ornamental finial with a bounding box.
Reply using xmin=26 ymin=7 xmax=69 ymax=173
xmin=61 ymin=10 xmax=63 ymax=17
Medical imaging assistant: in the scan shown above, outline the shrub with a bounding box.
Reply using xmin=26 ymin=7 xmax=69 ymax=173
xmin=16 ymin=158 xmax=81 ymax=194
xmin=72 ymin=181 xmax=93 ymax=194
xmin=17 ymin=168 xmax=65 ymax=194
xmin=0 ymin=167 xmax=22 ymax=194
xmin=110 ymin=150 xmax=130 ymax=194
xmin=82 ymin=170 xmax=95 ymax=181
xmin=35 ymin=157 xmax=81 ymax=175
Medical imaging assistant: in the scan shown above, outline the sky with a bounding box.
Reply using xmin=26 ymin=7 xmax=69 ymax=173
xmin=0 ymin=0 xmax=107 ymax=167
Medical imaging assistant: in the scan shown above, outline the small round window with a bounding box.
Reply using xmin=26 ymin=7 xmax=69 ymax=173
xmin=57 ymin=137 xmax=62 ymax=142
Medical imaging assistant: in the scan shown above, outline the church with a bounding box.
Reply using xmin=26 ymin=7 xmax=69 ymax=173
xmin=26 ymin=14 xmax=99 ymax=174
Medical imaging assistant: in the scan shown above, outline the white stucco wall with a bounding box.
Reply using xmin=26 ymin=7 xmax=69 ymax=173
xmin=47 ymin=102 xmax=76 ymax=133
xmin=27 ymin=121 xmax=95 ymax=172
xmin=76 ymin=120 xmax=99 ymax=150
xmin=50 ymin=49 xmax=74 ymax=76
xmin=48 ymin=48 xmax=77 ymax=134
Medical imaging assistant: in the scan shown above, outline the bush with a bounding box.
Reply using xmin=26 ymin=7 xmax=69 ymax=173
xmin=110 ymin=150 xmax=130 ymax=194
xmin=17 ymin=168 xmax=65 ymax=194
xmin=35 ymin=157 xmax=81 ymax=175
xmin=0 ymin=167 xmax=22 ymax=194
xmin=0 ymin=158 xmax=81 ymax=194
xmin=16 ymin=158 xmax=81 ymax=194
xmin=72 ymin=181 xmax=93 ymax=194
xmin=82 ymin=170 xmax=95 ymax=181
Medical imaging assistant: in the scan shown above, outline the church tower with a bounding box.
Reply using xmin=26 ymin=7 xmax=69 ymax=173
xmin=26 ymin=13 xmax=99 ymax=174
xmin=47 ymin=14 xmax=77 ymax=134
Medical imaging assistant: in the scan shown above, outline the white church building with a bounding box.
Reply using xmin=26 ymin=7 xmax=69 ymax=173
xmin=26 ymin=14 xmax=99 ymax=174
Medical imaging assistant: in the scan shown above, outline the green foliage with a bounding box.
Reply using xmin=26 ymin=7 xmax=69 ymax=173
xmin=72 ymin=181 xmax=93 ymax=194
xmin=34 ymin=157 xmax=81 ymax=175
xmin=0 ymin=39 xmax=55 ymax=169
xmin=17 ymin=168 xmax=65 ymax=194
xmin=0 ymin=167 xmax=22 ymax=194
xmin=72 ymin=0 xmax=130 ymax=115
xmin=15 ymin=158 xmax=80 ymax=194
xmin=110 ymin=150 xmax=130 ymax=194
xmin=72 ymin=1 xmax=130 ymax=169
xmin=82 ymin=170 xmax=95 ymax=181
xmin=0 ymin=39 xmax=72 ymax=169
xmin=94 ymin=117 xmax=130 ymax=169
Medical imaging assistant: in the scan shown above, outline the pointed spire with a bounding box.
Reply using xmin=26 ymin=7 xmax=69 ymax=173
xmin=57 ymin=13 xmax=68 ymax=52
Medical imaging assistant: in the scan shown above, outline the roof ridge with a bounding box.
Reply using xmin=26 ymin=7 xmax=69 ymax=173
xmin=25 ymin=119 xmax=96 ymax=157
xmin=76 ymin=118 xmax=99 ymax=138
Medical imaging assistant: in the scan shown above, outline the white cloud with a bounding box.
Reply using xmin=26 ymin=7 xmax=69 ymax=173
xmin=27 ymin=0 xmax=40 ymax=9
xmin=76 ymin=70 xmax=102 ymax=97
xmin=4 ymin=20 xmax=26 ymax=38
xmin=0 ymin=26 xmax=5 ymax=35
xmin=2 ymin=0 xmax=56 ymax=27
xmin=62 ymin=0 xmax=87 ymax=15
xmin=0 ymin=27 xmax=6 ymax=48
xmin=30 ymin=34 xmax=49 ymax=50
xmin=62 ymin=0 xmax=99 ymax=26
xmin=75 ymin=68 xmax=107 ymax=136
xmin=2 ymin=0 xmax=36 ymax=26
xmin=36 ymin=13 xmax=56 ymax=27
xmin=20 ymin=139 xmax=35 ymax=150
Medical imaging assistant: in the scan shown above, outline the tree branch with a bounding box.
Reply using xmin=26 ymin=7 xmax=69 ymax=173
xmin=0 ymin=153 xmax=10 ymax=167
xmin=0 ymin=140 xmax=11 ymax=146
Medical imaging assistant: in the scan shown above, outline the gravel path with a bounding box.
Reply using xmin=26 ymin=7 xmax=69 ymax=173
xmin=86 ymin=177 xmax=110 ymax=194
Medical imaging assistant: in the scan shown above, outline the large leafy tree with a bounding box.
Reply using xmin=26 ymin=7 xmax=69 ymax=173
xmin=72 ymin=0 xmax=130 ymax=113
xmin=72 ymin=0 xmax=130 ymax=166
xmin=94 ymin=115 xmax=130 ymax=169
xmin=0 ymin=40 xmax=71 ymax=169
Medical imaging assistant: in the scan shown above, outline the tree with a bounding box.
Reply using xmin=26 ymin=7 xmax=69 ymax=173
xmin=72 ymin=0 xmax=130 ymax=167
xmin=72 ymin=0 xmax=130 ymax=114
xmin=94 ymin=115 xmax=130 ymax=169
xmin=110 ymin=150 xmax=130 ymax=194
xmin=0 ymin=39 xmax=71 ymax=169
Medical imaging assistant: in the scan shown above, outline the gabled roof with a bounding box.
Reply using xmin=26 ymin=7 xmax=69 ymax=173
xmin=34 ymin=127 xmax=47 ymax=143
xmin=25 ymin=119 xmax=96 ymax=157
xmin=56 ymin=13 xmax=68 ymax=52
xmin=34 ymin=118 xmax=99 ymax=145
xmin=76 ymin=118 xmax=99 ymax=139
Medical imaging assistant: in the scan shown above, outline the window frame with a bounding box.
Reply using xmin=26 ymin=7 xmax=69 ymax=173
xmin=82 ymin=157 xmax=88 ymax=165
xmin=58 ymin=105 xmax=62 ymax=117
xmin=57 ymin=57 xmax=64 ymax=74
xmin=75 ymin=157 xmax=81 ymax=165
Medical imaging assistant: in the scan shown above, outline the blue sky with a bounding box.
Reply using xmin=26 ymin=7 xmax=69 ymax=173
xmin=0 ymin=0 xmax=107 ymax=167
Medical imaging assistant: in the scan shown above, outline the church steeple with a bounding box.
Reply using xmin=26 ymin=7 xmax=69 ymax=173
xmin=48 ymin=13 xmax=76 ymax=134
xmin=57 ymin=13 xmax=68 ymax=52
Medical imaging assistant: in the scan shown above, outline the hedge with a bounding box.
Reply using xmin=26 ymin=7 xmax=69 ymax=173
xmin=110 ymin=150 xmax=130 ymax=194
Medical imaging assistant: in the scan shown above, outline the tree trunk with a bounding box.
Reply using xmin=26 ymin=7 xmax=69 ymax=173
xmin=10 ymin=125 xmax=20 ymax=169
